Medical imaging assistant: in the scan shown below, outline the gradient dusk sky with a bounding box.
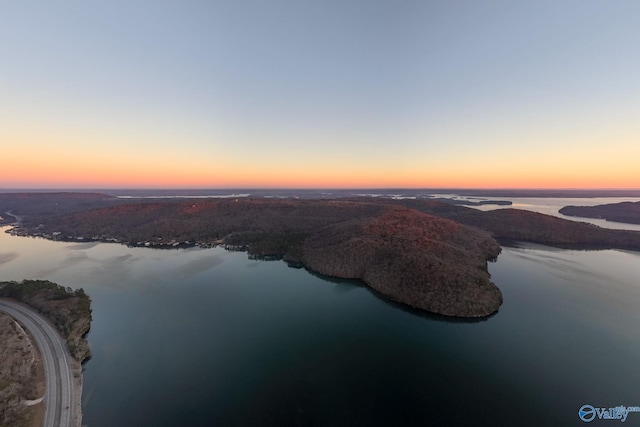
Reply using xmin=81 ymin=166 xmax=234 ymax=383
xmin=2 ymin=1 xmax=639 ymax=189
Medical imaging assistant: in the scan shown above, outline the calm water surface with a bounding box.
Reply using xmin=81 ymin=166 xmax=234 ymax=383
xmin=1 ymin=226 xmax=640 ymax=426
xmin=471 ymin=196 xmax=640 ymax=231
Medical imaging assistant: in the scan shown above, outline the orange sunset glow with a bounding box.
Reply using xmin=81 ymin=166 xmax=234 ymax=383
xmin=2 ymin=2 xmax=639 ymax=191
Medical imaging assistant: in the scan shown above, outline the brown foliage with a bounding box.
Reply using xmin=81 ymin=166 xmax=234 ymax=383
xmin=302 ymin=207 xmax=502 ymax=317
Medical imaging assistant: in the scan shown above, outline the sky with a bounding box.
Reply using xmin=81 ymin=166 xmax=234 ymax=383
xmin=1 ymin=1 xmax=639 ymax=189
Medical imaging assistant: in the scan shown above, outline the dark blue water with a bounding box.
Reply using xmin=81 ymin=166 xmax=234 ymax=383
xmin=1 ymin=228 xmax=640 ymax=426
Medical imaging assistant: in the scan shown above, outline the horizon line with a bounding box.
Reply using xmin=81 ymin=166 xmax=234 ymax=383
xmin=2 ymin=187 xmax=640 ymax=192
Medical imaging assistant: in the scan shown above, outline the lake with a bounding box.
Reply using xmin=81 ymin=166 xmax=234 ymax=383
xmin=469 ymin=196 xmax=640 ymax=231
xmin=1 ymin=212 xmax=640 ymax=425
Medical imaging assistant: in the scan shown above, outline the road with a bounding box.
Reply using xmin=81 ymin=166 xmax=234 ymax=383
xmin=0 ymin=299 xmax=77 ymax=427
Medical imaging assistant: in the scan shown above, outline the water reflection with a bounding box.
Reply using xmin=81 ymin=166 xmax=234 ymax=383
xmin=0 ymin=251 xmax=17 ymax=265
xmin=308 ymin=268 xmax=496 ymax=323
xmin=175 ymin=254 xmax=225 ymax=279
xmin=66 ymin=241 xmax=101 ymax=250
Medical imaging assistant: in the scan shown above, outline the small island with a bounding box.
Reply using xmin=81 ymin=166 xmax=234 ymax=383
xmin=560 ymin=201 xmax=640 ymax=225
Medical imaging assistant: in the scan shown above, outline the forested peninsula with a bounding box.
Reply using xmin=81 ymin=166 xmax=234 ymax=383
xmin=560 ymin=201 xmax=640 ymax=225
xmin=2 ymin=193 xmax=640 ymax=317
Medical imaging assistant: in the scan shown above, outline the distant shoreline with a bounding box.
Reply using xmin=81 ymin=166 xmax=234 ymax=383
xmin=560 ymin=201 xmax=640 ymax=225
xmin=1 ymin=188 xmax=640 ymax=199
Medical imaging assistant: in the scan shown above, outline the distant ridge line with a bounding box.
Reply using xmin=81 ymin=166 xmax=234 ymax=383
xmin=2 ymin=188 xmax=640 ymax=199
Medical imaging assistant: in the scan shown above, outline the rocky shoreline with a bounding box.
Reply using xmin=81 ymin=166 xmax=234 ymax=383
xmin=0 ymin=282 xmax=91 ymax=427
xmin=0 ymin=281 xmax=92 ymax=364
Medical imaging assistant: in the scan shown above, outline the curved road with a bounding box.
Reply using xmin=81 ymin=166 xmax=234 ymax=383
xmin=0 ymin=299 xmax=77 ymax=427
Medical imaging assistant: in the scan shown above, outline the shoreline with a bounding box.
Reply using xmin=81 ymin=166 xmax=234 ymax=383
xmin=0 ymin=299 xmax=84 ymax=427
xmin=2 ymin=217 xmax=503 ymax=319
